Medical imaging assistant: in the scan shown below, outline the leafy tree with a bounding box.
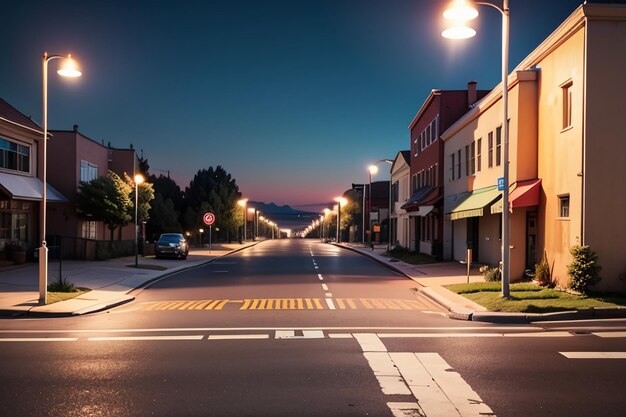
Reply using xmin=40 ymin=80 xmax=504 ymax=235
xmin=76 ymin=171 xmax=132 ymax=240
xmin=184 ymin=166 xmax=242 ymax=242
xmin=124 ymin=173 xmax=155 ymax=224
xmin=148 ymin=194 xmax=182 ymax=239
xmin=138 ymin=155 xmax=150 ymax=178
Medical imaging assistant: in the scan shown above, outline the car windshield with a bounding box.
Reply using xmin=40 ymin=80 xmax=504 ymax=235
xmin=159 ymin=234 xmax=183 ymax=243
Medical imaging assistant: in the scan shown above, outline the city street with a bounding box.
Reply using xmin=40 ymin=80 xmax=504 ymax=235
xmin=1 ymin=239 xmax=625 ymax=417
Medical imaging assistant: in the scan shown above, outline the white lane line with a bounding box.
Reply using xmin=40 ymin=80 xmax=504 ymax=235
xmin=560 ymin=352 xmax=626 ymax=359
xmin=592 ymin=332 xmax=626 ymax=338
xmin=387 ymin=402 xmax=425 ymax=417
xmin=328 ymin=333 xmax=353 ymax=339
xmin=0 ymin=326 xmax=541 ymax=334
xmin=321 ymin=283 xmax=329 ymax=291
xmin=275 ymin=330 xmax=324 ymax=339
xmin=325 ymin=298 xmax=336 ymax=310
xmin=390 ymin=352 xmax=459 ymax=417
xmin=314 ymin=266 xmax=319 ymax=269
xmin=354 ymin=333 xmax=387 ymax=352
xmin=88 ymin=336 xmax=203 ymax=341
xmin=363 ymin=353 xmax=410 ymax=395
xmin=378 ymin=331 xmax=573 ymax=338
xmin=0 ymin=338 xmax=77 ymax=342
xmin=317 ymin=274 xmax=324 ymax=280
xmin=208 ymin=334 xmax=269 ymax=340
xmin=325 ymin=293 xmax=333 ymax=298
xmin=414 ymin=352 xmax=494 ymax=417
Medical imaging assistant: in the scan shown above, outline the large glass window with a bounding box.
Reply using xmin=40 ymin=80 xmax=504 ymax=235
xmin=80 ymin=160 xmax=98 ymax=182
xmin=496 ymin=127 xmax=502 ymax=166
xmin=488 ymin=132 xmax=494 ymax=168
xmin=0 ymin=138 xmax=30 ymax=173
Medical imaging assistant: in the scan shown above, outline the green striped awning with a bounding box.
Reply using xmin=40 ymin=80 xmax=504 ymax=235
xmin=449 ymin=186 xmax=502 ymax=221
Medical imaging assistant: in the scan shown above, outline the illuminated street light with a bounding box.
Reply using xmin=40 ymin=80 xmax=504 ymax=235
xmin=442 ymin=0 xmax=511 ymax=297
xmin=367 ymin=159 xmax=393 ymax=251
xmin=334 ymin=197 xmax=347 ymax=242
xmin=134 ymin=174 xmax=145 ymax=268
xmin=39 ymin=53 xmax=82 ymax=305
xmin=237 ymin=198 xmax=248 ymax=242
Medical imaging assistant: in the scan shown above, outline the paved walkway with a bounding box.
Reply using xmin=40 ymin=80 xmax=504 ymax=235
xmin=1 ymin=240 xmax=624 ymax=323
xmin=337 ymin=242 xmax=626 ymax=323
xmin=0 ymin=241 xmax=259 ymax=317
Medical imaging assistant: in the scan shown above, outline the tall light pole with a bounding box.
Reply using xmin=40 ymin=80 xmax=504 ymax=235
xmin=39 ymin=53 xmax=82 ymax=305
xmin=442 ymin=0 xmax=510 ymax=297
xmin=134 ymin=174 xmax=144 ymax=268
xmin=368 ymin=159 xmax=393 ymax=249
xmin=237 ymin=198 xmax=248 ymax=242
xmin=334 ymin=197 xmax=347 ymax=243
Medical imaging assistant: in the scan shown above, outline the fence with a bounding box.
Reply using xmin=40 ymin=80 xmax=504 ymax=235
xmin=46 ymin=236 xmax=135 ymax=261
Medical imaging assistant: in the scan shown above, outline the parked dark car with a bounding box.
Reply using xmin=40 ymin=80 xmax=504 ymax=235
xmin=155 ymin=233 xmax=189 ymax=259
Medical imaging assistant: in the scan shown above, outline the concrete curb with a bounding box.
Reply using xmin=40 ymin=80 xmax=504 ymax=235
xmin=5 ymin=241 xmax=262 ymax=318
xmin=334 ymin=243 xmax=626 ymax=324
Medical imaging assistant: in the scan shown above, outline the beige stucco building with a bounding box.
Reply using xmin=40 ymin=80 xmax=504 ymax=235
xmin=442 ymin=3 xmax=626 ymax=292
xmin=390 ymin=151 xmax=411 ymax=248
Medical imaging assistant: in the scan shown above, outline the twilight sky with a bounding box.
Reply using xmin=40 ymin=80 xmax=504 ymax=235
xmin=1 ymin=0 xmax=582 ymax=208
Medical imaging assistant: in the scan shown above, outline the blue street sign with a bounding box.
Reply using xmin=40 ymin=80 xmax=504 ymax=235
xmin=497 ymin=177 xmax=505 ymax=191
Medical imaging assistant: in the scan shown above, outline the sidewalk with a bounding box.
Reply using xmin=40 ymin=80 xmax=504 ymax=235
xmin=0 ymin=241 xmax=259 ymax=318
xmin=337 ymin=243 xmax=626 ymax=323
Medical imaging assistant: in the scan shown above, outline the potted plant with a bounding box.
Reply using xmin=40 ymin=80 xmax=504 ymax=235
xmin=4 ymin=241 xmax=26 ymax=264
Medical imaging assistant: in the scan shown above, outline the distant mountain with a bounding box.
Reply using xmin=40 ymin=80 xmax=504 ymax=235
xmin=248 ymin=201 xmax=318 ymax=230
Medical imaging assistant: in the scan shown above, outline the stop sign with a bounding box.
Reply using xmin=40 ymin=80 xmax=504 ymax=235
xmin=203 ymin=212 xmax=215 ymax=226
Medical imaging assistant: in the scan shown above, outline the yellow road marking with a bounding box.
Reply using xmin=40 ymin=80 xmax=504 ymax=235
xmin=134 ymin=298 xmax=426 ymax=312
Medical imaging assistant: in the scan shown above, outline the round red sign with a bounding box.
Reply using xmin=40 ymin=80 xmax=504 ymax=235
xmin=203 ymin=212 xmax=216 ymax=226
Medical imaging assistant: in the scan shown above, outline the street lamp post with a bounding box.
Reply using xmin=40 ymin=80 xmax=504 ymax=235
xmin=334 ymin=197 xmax=347 ymax=243
xmin=39 ymin=53 xmax=82 ymax=305
xmin=442 ymin=0 xmax=511 ymax=297
xmin=134 ymin=174 xmax=144 ymax=268
xmin=237 ymin=198 xmax=248 ymax=242
xmin=368 ymin=159 xmax=393 ymax=250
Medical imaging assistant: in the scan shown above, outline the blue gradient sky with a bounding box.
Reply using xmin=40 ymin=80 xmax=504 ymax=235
xmin=1 ymin=0 xmax=582 ymax=207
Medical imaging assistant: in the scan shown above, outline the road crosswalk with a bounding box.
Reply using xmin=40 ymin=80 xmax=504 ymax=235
xmin=125 ymin=297 xmax=430 ymax=312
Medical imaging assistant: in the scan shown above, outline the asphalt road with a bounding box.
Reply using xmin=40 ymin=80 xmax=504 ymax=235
xmin=1 ymin=239 xmax=625 ymax=417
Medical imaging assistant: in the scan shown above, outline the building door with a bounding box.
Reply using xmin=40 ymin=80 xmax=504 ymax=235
xmin=466 ymin=217 xmax=479 ymax=262
xmin=526 ymin=211 xmax=538 ymax=270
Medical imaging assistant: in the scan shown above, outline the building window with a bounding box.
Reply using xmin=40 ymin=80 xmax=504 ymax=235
xmin=488 ymin=132 xmax=494 ymax=168
xmin=449 ymin=153 xmax=455 ymax=181
xmin=465 ymin=145 xmax=470 ymax=176
xmin=0 ymin=138 xmax=30 ymax=173
xmin=559 ymin=195 xmax=570 ymax=218
xmin=80 ymin=160 xmax=98 ymax=182
xmin=434 ymin=163 xmax=439 ymax=187
xmin=81 ymin=220 xmax=97 ymax=239
xmin=476 ymin=138 xmax=482 ymax=172
xmin=496 ymin=127 xmax=502 ymax=166
xmin=456 ymin=149 xmax=461 ymax=179
xmin=470 ymin=141 xmax=476 ymax=175
xmin=562 ymin=80 xmax=573 ymax=129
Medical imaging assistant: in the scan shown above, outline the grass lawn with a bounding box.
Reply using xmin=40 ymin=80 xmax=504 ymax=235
xmin=445 ymin=282 xmax=626 ymax=313
xmin=47 ymin=288 xmax=90 ymax=304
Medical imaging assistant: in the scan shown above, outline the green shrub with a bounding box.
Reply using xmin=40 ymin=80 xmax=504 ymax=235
xmin=567 ymin=245 xmax=601 ymax=294
xmin=479 ymin=264 xmax=501 ymax=282
xmin=534 ymin=251 xmax=554 ymax=287
xmin=48 ymin=277 xmax=77 ymax=293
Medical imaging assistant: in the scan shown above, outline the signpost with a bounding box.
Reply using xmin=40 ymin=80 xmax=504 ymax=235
xmin=497 ymin=177 xmax=505 ymax=191
xmin=203 ymin=212 xmax=216 ymax=252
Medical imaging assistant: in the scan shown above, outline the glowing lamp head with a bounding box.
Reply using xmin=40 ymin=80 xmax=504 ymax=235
xmin=368 ymin=165 xmax=378 ymax=176
xmin=237 ymin=198 xmax=248 ymax=207
xmin=442 ymin=26 xmax=477 ymax=39
xmin=443 ymin=1 xmax=479 ymax=21
xmin=134 ymin=174 xmax=145 ymax=185
xmin=57 ymin=54 xmax=82 ymax=78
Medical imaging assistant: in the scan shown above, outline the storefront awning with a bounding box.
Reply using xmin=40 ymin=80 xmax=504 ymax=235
xmin=449 ymin=186 xmax=501 ymax=220
xmin=408 ymin=205 xmax=434 ymax=217
xmin=0 ymin=172 xmax=67 ymax=202
xmin=402 ymin=186 xmax=442 ymax=212
xmin=490 ymin=179 xmax=541 ymax=214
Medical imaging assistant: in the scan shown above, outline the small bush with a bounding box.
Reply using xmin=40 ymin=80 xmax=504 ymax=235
xmin=567 ymin=245 xmax=601 ymax=294
xmin=479 ymin=264 xmax=501 ymax=282
xmin=48 ymin=277 xmax=77 ymax=293
xmin=534 ymin=251 xmax=554 ymax=287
